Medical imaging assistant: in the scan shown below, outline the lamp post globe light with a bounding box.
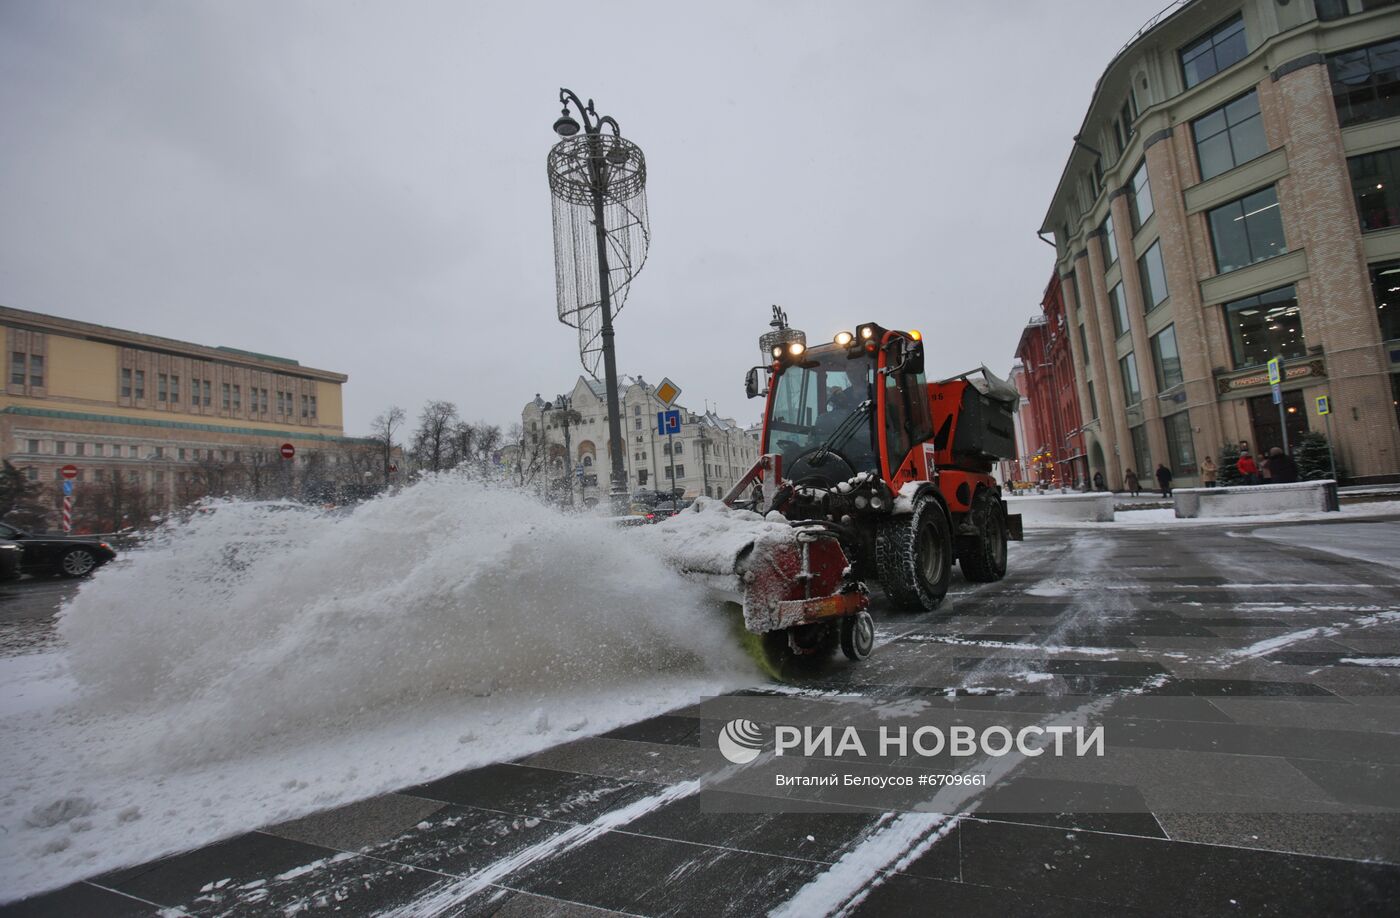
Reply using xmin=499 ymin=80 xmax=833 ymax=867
xmin=547 ymin=88 xmax=650 ymax=514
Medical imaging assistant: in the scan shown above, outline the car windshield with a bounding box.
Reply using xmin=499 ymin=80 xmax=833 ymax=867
xmin=766 ymin=346 xmax=878 ymax=482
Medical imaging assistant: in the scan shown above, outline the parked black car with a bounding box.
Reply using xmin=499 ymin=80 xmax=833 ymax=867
xmin=0 ymin=539 xmax=22 ymax=582
xmin=0 ymin=523 xmax=116 ymax=577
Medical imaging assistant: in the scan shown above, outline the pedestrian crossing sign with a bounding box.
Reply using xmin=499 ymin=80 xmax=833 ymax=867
xmin=1315 ymin=395 xmax=1330 ymax=416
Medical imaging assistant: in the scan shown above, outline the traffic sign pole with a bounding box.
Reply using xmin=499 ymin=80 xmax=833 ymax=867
xmin=59 ymin=465 xmax=78 ymax=533
xmin=1317 ymin=394 xmax=1337 ymax=480
xmin=1269 ymin=357 xmax=1288 ymax=455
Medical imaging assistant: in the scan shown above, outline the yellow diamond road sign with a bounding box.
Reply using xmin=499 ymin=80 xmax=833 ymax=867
xmin=655 ymin=377 xmax=682 ymax=406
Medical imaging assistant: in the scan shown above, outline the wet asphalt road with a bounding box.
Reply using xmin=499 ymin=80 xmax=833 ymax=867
xmin=5 ymin=516 xmax=1400 ymax=916
xmin=0 ymin=577 xmax=82 ymax=656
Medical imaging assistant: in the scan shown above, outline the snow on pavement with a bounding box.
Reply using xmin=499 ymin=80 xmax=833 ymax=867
xmin=1249 ymin=520 xmax=1400 ymax=570
xmin=0 ymin=477 xmax=754 ymax=902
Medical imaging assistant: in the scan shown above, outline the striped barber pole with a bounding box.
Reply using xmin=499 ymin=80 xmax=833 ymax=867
xmin=62 ymin=495 xmax=72 ymax=533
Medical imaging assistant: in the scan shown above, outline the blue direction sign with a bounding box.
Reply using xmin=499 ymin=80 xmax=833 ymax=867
xmin=657 ymin=409 xmax=681 ymax=436
xmin=62 ymin=480 xmax=74 ymax=495
xmin=1271 ymin=383 xmax=1282 ymax=405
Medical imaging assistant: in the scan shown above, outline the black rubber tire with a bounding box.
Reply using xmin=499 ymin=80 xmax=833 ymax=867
xmin=840 ymin=611 xmax=875 ymax=661
xmin=875 ymin=495 xmax=952 ymax=611
xmin=958 ymin=490 xmax=1008 ymax=583
xmin=60 ymin=548 xmax=97 ymax=578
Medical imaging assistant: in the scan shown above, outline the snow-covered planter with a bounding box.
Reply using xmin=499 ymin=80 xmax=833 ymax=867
xmin=1174 ymin=480 xmax=1339 ymax=518
xmin=1006 ymin=492 xmax=1115 ymax=524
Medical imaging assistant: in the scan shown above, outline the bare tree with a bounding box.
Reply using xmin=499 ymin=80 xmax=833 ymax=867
xmin=474 ymin=423 xmax=502 ymax=473
xmin=505 ymin=423 xmax=547 ymax=488
xmin=412 ymin=400 xmax=459 ymax=473
xmin=76 ymin=472 xmax=151 ymax=533
xmin=369 ymin=405 xmax=406 ymax=486
xmin=188 ymin=456 xmax=230 ymax=499
xmin=245 ymin=449 xmax=277 ymax=499
xmin=448 ymin=421 xmax=477 ymax=470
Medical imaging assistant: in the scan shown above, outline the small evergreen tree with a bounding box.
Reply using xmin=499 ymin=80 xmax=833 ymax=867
xmin=1216 ymin=442 xmax=1243 ymax=486
xmin=0 ymin=459 xmax=48 ymax=529
xmin=1294 ymin=431 xmax=1345 ymax=482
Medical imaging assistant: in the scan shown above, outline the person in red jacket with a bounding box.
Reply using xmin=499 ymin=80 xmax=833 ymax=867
xmin=1237 ymin=449 xmax=1259 ymax=485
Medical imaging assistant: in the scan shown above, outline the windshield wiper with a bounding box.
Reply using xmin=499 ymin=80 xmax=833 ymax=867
xmin=809 ymin=399 xmax=871 ymax=466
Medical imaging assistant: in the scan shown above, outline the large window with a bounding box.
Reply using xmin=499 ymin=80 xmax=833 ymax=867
xmin=1328 ymin=38 xmax=1400 ymax=127
xmin=1348 ymin=147 xmax=1400 ymax=232
xmin=1129 ymin=161 xmax=1154 ymax=231
xmin=1192 ymin=91 xmax=1268 ymax=181
xmin=1151 ymin=325 xmax=1184 ymax=391
xmin=1208 ymin=186 xmax=1286 ymax=273
xmin=1110 ymin=282 xmax=1130 ymax=337
xmin=1102 ymin=214 xmax=1118 ymax=265
xmin=1120 ymin=352 xmax=1142 ymax=405
xmin=1368 ymin=260 xmax=1400 ymax=341
xmin=1129 ymin=424 xmax=1152 ymax=479
xmin=1163 ymin=411 xmax=1198 ymax=477
xmin=1181 ymin=15 xmax=1248 ymax=89
xmin=1086 ymin=380 xmax=1098 ymax=420
xmin=1223 ymin=285 xmax=1306 ymax=368
xmin=1138 ymin=241 xmax=1169 ymax=309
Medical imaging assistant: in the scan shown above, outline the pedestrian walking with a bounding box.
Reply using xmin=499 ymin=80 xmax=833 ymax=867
xmin=1155 ymin=463 xmax=1173 ymax=498
xmin=1237 ymin=449 xmax=1259 ymax=485
xmin=1124 ymin=468 xmax=1141 ymax=497
xmin=1264 ymin=446 xmax=1299 ymax=484
xmin=1093 ymin=470 xmax=1105 ymax=492
xmin=1201 ymin=456 xmax=1218 ymax=488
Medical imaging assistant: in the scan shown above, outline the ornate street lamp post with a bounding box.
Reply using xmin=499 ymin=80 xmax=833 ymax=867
xmin=547 ymin=89 xmax=650 ymax=513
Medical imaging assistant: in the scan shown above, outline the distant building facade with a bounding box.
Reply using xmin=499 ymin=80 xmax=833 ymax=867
xmin=1 ymin=305 xmax=374 ymax=528
xmin=1042 ymin=0 xmax=1400 ymax=486
xmin=520 ymin=376 xmax=761 ymax=504
xmin=1010 ymin=275 xmax=1089 ymax=488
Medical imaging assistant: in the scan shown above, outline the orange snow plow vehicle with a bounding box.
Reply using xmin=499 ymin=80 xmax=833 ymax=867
xmin=656 ymin=313 xmax=1020 ymax=666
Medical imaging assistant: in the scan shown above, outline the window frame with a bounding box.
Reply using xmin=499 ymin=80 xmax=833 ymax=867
xmin=1180 ymin=13 xmax=1248 ymax=90
xmin=1191 ymin=89 xmax=1267 ymax=181
xmin=1348 ymin=146 xmax=1400 ymax=232
xmin=1120 ymin=352 xmax=1143 ymax=406
xmin=1110 ymin=282 xmax=1131 ymax=337
xmin=1138 ymin=241 xmax=1170 ymax=310
xmin=1222 ymin=284 xmax=1306 ymax=369
xmin=1151 ymin=324 xmax=1184 ymax=391
xmin=1207 ymin=185 xmax=1287 ymax=274
xmin=1128 ymin=160 xmax=1154 ymax=231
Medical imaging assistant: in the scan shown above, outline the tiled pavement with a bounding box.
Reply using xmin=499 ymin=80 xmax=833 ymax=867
xmin=6 ymin=518 xmax=1400 ymax=916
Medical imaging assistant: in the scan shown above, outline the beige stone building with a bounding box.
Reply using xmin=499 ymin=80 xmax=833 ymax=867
xmin=520 ymin=376 xmax=760 ymax=504
xmin=1 ymin=305 xmax=375 ymax=527
xmin=1042 ymin=0 xmax=1400 ymax=486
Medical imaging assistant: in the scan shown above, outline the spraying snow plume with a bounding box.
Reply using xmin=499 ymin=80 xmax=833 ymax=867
xmin=2 ymin=477 xmax=751 ymax=900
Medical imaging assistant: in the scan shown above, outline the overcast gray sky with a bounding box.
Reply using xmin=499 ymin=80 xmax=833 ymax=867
xmin=0 ymin=0 xmax=1169 ymax=435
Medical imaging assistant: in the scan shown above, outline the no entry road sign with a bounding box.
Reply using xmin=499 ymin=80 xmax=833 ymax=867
xmin=280 ymin=443 xmax=296 ymax=460
xmin=60 ymin=464 xmax=78 ymax=480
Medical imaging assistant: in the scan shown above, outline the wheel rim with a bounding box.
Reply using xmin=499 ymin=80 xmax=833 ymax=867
xmin=917 ymin=523 xmax=943 ymax=586
xmin=853 ymin=612 xmax=874 ymax=655
xmin=63 ymin=551 xmax=94 ymax=575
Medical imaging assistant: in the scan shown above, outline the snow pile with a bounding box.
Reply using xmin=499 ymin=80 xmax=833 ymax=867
xmin=1175 ymin=480 xmax=1337 ymax=518
xmin=644 ymin=497 xmax=792 ymax=576
xmin=1007 ymin=492 xmax=1115 ymax=523
xmin=0 ymin=476 xmax=752 ymax=901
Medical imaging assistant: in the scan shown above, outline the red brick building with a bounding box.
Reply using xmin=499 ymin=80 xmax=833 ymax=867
xmin=1013 ymin=274 xmax=1089 ymax=488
